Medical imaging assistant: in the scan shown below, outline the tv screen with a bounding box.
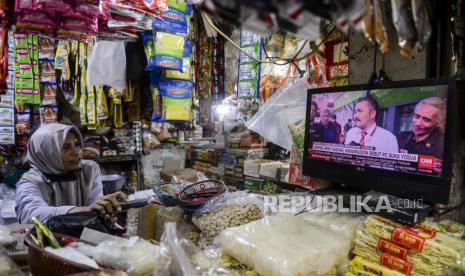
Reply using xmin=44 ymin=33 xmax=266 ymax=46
xmin=303 ymin=78 xmax=459 ymax=203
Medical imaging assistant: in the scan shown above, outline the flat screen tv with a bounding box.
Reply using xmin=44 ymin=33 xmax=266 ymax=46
xmin=303 ymin=78 xmax=462 ymax=204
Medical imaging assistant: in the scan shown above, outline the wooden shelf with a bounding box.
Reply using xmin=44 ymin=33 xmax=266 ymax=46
xmin=86 ymin=155 xmax=139 ymax=163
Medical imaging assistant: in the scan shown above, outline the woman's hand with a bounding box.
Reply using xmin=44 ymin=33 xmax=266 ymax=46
xmin=69 ymin=191 xmax=128 ymax=215
xmin=89 ymin=191 xmax=128 ymax=215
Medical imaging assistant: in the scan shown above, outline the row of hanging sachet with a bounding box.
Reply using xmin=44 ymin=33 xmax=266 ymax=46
xmin=144 ymin=0 xmax=194 ymax=123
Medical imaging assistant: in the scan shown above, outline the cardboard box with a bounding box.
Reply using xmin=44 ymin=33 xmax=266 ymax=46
xmin=259 ymin=161 xmax=282 ymax=180
xmin=160 ymin=168 xmax=199 ymax=184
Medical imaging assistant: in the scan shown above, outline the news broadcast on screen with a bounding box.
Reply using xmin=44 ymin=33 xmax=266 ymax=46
xmin=307 ymin=85 xmax=448 ymax=176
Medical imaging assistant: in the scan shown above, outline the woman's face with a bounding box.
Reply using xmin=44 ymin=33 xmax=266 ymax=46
xmin=62 ymin=131 xmax=82 ymax=171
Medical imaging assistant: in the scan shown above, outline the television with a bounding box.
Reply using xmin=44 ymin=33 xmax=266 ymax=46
xmin=302 ymin=78 xmax=463 ymax=204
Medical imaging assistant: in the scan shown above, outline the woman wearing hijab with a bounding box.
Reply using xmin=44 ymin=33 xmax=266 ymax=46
xmin=15 ymin=123 xmax=127 ymax=224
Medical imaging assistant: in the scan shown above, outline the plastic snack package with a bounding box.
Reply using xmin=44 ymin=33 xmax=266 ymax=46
xmin=108 ymin=0 xmax=163 ymax=18
xmin=167 ymin=0 xmax=187 ymax=12
xmin=153 ymin=32 xmax=185 ymax=71
xmin=411 ymin=0 xmax=431 ymax=52
xmin=38 ymin=36 xmax=55 ymax=60
xmin=363 ymin=215 xmax=465 ymax=270
xmin=142 ymin=0 xmax=167 ymax=11
xmin=92 ymin=236 xmax=169 ymax=276
xmin=159 ymin=79 xmax=192 ymax=122
xmin=361 ymin=0 xmax=374 ymax=41
xmin=96 ymin=86 xmax=109 ymax=121
xmin=183 ymin=38 xmax=192 ymax=57
xmin=39 ymin=105 xmax=58 ymax=124
xmin=113 ymin=97 xmax=123 ymax=128
xmin=0 ymin=94 xmax=14 ymax=108
xmin=54 ymin=40 xmax=68 ymax=70
xmin=352 ymin=228 xmax=463 ymax=276
xmin=87 ymin=87 xmax=97 ymax=129
xmin=0 ymin=107 xmax=14 ymax=126
xmin=374 ymin=0 xmax=389 ymax=53
xmin=16 ymin=111 xmax=30 ymax=134
xmin=348 ymin=256 xmax=406 ymax=276
xmin=79 ymin=91 xmax=87 ymax=126
xmin=39 ymin=60 xmax=55 ymax=83
xmin=164 ymin=57 xmax=191 ymax=80
xmin=41 ymin=83 xmax=57 ymax=105
xmin=0 ymin=245 xmax=22 ymax=275
xmin=0 ymin=126 xmax=14 ymax=144
xmin=391 ymin=0 xmax=418 ymax=57
xmin=152 ymin=8 xmax=189 ymax=35
xmin=34 ymin=0 xmax=73 ymax=14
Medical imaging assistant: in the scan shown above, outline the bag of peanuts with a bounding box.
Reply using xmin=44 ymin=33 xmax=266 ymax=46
xmin=191 ymin=191 xmax=264 ymax=249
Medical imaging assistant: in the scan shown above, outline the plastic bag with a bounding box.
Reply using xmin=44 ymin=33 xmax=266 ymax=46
xmin=217 ymin=214 xmax=351 ymax=276
xmin=45 ymin=247 xmax=99 ymax=269
xmin=87 ymin=41 xmax=126 ymax=92
xmin=246 ymin=78 xmax=311 ymax=150
xmin=92 ymin=236 xmax=169 ymax=276
xmin=391 ymin=0 xmax=418 ymax=57
xmin=152 ymin=32 xmax=185 ymax=71
xmin=46 ymin=211 xmax=125 ymax=238
xmin=158 ymin=222 xmax=232 ymax=276
xmin=158 ymin=79 xmax=192 ymax=122
xmin=277 ymin=105 xmax=306 ymax=160
xmin=0 ymin=245 xmax=22 ymax=275
xmin=0 ymin=226 xmax=16 ymax=249
xmin=192 ymin=191 xmax=264 ymax=249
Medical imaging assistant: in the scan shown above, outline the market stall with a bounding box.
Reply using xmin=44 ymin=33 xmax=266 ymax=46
xmin=1 ymin=0 xmax=465 ymax=275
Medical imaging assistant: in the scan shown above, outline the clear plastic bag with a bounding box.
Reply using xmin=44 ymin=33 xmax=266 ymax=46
xmin=87 ymin=41 xmax=126 ymax=92
xmin=45 ymin=247 xmax=100 ymax=269
xmin=0 ymin=226 xmax=16 ymax=249
xmin=92 ymin=237 xmax=169 ymax=276
xmin=246 ymin=78 xmax=311 ymax=150
xmin=0 ymin=245 xmax=22 ymax=276
xmin=158 ymin=222 xmax=233 ymax=276
xmin=192 ymin=191 xmax=264 ymax=249
xmin=216 ymin=214 xmax=351 ymax=276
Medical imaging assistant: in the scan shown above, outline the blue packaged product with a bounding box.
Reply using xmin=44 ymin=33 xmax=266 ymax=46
xmin=152 ymin=8 xmax=189 ymax=35
xmin=153 ymin=32 xmax=185 ymax=71
xmin=183 ymin=38 xmax=192 ymax=57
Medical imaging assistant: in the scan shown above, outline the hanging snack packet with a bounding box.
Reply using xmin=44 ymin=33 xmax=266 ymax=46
xmin=159 ymin=79 xmax=192 ymax=122
xmin=54 ymin=40 xmax=68 ymax=70
xmin=39 ymin=60 xmax=56 ymax=83
xmin=79 ymin=91 xmax=88 ymax=126
xmin=39 ymin=105 xmax=58 ymax=124
xmin=0 ymin=126 xmax=14 ymax=144
xmin=374 ymin=0 xmax=388 ymax=54
xmin=38 ymin=36 xmax=55 ymax=60
xmin=14 ymin=33 xmax=33 ymax=79
xmin=391 ymin=0 xmax=418 ymax=57
xmin=152 ymin=8 xmax=189 ymax=35
xmin=0 ymin=94 xmax=14 ymax=108
xmin=87 ymin=86 xmax=97 ymax=129
xmin=0 ymin=107 xmax=14 ymax=125
xmin=167 ymin=0 xmax=187 ymax=12
xmin=16 ymin=112 xmax=30 ymax=134
xmin=164 ymin=57 xmax=191 ymax=80
xmin=153 ymin=32 xmax=184 ymax=71
xmin=411 ymin=0 xmax=431 ymax=52
xmin=41 ymin=83 xmax=57 ymax=105
xmin=141 ymin=31 xmax=156 ymax=70
xmin=96 ymin=86 xmax=109 ymax=121
xmin=112 ymin=97 xmax=123 ymax=128
xmin=183 ymin=38 xmax=192 ymax=57
xmin=142 ymin=0 xmax=167 ymax=11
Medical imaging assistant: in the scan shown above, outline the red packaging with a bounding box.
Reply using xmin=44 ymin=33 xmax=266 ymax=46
xmin=15 ymin=0 xmax=36 ymax=12
xmin=35 ymin=0 xmax=73 ymax=14
xmin=61 ymin=17 xmax=98 ymax=33
xmin=16 ymin=12 xmax=56 ymax=29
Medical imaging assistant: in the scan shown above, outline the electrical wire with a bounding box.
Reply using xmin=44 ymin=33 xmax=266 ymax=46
xmin=202 ymin=11 xmax=337 ymax=65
